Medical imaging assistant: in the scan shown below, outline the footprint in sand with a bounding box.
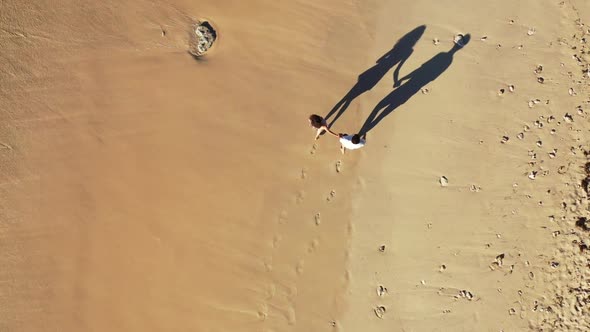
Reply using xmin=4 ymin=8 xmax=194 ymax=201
xmin=257 ymin=303 xmax=269 ymax=321
xmin=377 ymin=285 xmax=388 ymax=297
xmin=295 ymin=260 xmax=304 ymax=275
xmin=286 ymin=307 xmax=296 ymax=325
xmin=456 ymin=290 xmax=475 ymax=300
xmin=307 ymin=239 xmax=320 ymax=253
xmin=310 ymin=143 xmax=318 ymax=155
xmin=296 ymin=190 xmax=305 ymax=204
xmin=326 ymin=190 xmax=336 ymax=202
xmin=301 ymin=168 xmax=307 ymax=179
xmin=527 ymin=27 xmax=536 ymax=36
xmin=335 ymin=160 xmax=342 ymax=173
xmin=272 ymin=234 xmax=282 ymax=248
xmin=314 ymin=212 xmax=321 ymax=226
xmin=278 ymin=210 xmax=288 ymax=224
xmin=374 ymin=306 xmax=386 ymax=319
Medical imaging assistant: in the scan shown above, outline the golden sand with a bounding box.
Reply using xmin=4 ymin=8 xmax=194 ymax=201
xmin=2 ymin=0 xmax=590 ymax=331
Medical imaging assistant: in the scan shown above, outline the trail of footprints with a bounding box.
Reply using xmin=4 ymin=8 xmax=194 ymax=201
xmin=263 ymin=143 xmax=345 ymax=327
xmin=495 ymin=6 xmax=590 ymax=328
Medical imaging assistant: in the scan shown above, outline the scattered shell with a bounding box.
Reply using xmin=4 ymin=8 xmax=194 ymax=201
xmin=433 ymin=38 xmax=440 ymax=45
xmin=421 ymin=88 xmax=430 ymax=94
xmin=470 ymin=185 xmax=482 ymax=192
xmin=550 ymin=129 xmax=556 ymax=135
xmin=536 ymin=141 xmax=543 ymax=147
xmin=549 ymin=149 xmax=557 ymax=158
xmin=569 ymin=88 xmax=576 ymax=96
xmin=537 ymin=77 xmax=545 ymax=84
xmin=509 ymin=19 xmax=515 ymax=24
xmin=501 ymin=136 xmax=510 ymax=144
xmin=534 ymin=65 xmax=543 ymax=74
xmin=528 ymin=171 xmax=537 ymax=180
xmin=440 ymin=176 xmax=449 ymax=187
xmin=498 ymin=88 xmax=505 ymax=95
xmin=378 ymin=245 xmax=386 ymax=252
xmin=509 ymin=85 xmax=515 ymax=92
xmin=564 ymin=113 xmax=573 ymax=123
xmin=523 ymin=125 xmax=530 ymax=132
xmin=517 ymin=132 xmax=524 ymax=140
xmin=377 ymin=285 xmax=388 ymax=297
xmin=439 ymin=264 xmax=447 ymax=272
xmin=481 ymin=36 xmax=488 ymax=41
xmin=374 ymin=306 xmax=386 ymax=319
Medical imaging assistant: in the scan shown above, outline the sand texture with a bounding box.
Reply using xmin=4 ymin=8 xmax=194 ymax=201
xmin=2 ymin=0 xmax=590 ymax=331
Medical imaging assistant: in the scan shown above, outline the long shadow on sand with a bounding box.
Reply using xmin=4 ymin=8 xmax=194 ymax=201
xmin=358 ymin=34 xmax=471 ymax=135
xmin=324 ymin=25 xmax=426 ymax=128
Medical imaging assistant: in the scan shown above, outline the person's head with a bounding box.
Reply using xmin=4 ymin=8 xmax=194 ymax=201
xmin=351 ymin=134 xmax=361 ymax=144
xmin=309 ymin=114 xmax=324 ymax=129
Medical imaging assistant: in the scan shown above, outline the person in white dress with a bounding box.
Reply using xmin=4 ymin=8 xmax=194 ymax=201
xmin=338 ymin=133 xmax=366 ymax=154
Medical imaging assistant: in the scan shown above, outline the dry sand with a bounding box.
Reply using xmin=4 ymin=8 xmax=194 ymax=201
xmin=2 ymin=0 xmax=590 ymax=331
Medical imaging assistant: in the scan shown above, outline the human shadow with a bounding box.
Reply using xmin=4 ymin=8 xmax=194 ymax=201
xmin=324 ymin=25 xmax=426 ymax=128
xmin=359 ymin=34 xmax=471 ymax=135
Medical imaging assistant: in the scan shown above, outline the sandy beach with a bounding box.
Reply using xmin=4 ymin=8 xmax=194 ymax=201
xmin=2 ymin=0 xmax=590 ymax=331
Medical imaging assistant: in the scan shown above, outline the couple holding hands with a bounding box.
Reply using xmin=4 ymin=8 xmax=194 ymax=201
xmin=308 ymin=114 xmax=366 ymax=154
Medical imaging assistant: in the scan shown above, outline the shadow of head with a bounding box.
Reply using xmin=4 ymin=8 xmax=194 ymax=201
xmin=378 ymin=25 xmax=426 ymax=63
xmin=451 ymin=33 xmax=471 ymax=52
xmin=393 ymin=25 xmax=426 ymax=51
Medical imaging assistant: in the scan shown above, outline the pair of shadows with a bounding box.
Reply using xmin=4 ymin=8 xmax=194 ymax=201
xmin=325 ymin=25 xmax=470 ymax=135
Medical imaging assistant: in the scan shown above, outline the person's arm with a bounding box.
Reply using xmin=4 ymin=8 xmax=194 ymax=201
xmin=393 ymin=57 xmax=406 ymax=87
xmin=324 ymin=126 xmax=339 ymax=137
xmin=394 ymin=66 xmax=416 ymax=87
